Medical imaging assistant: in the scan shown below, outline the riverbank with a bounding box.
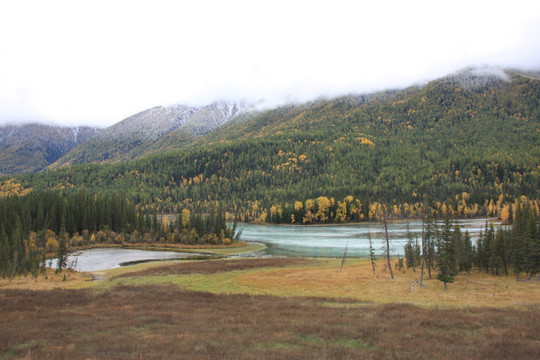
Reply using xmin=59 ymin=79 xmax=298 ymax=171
xmin=1 ymin=242 xmax=267 ymax=290
xmin=42 ymin=240 xmax=265 ymax=260
xmin=0 ymin=268 xmax=92 ymax=290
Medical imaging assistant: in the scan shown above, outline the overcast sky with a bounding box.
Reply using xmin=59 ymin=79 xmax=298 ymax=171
xmin=1 ymin=0 xmax=539 ymax=127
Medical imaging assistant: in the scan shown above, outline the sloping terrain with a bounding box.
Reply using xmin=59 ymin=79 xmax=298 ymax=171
xmin=7 ymin=68 xmax=540 ymax=214
xmin=50 ymin=101 xmax=252 ymax=167
xmin=0 ymin=124 xmax=98 ymax=175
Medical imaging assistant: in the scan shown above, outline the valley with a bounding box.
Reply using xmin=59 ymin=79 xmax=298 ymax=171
xmin=0 ymin=67 xmax=539 ymax=359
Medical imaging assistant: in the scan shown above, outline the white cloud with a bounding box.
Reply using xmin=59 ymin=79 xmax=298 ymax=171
xmin=0 ymin=0 xmax=539 ymax=127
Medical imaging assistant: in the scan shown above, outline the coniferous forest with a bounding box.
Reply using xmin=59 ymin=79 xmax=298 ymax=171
xmin=0 ymin=192 xmax=237 ymax=277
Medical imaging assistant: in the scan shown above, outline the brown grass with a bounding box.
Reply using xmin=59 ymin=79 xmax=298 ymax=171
xmin=235 ymin=258 xmax=540 ymax=308
xmin=0 ymin=268 xmax=92 ymax=291
xmin=115 ymin=257 xmax=314 ymax=277
xmin=1 ymin=284 xmax=540 ymax=359
xmin=5 ymin=257 xmax=540 ymax=309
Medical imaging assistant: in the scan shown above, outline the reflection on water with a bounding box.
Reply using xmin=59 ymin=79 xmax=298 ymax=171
xmin=49 ymin=248 xmax=195 ymax=272
xmin=240 ymin=218 xmax=500 ymax=258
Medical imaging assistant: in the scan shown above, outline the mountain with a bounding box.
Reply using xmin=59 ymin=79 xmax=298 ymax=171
xmin=49 ymin=104 xmax=197 ymax=167
xmin=15 ymin=67 xmax=540 ymax=218
xmin=0 ymin=124 xmax=98 ymax=175
xmin=50 ymin=101 xmax=252 ymax=168
xmin=142 ymin=100 xmax=252 ymax=156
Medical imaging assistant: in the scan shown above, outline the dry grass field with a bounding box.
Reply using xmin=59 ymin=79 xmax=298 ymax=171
xmin=1 ymin=257 xmax=540 ymax=359
xmin=0 ymin=268 xmax=92 ymax=291
xmin=86 ymin=257 xmax=540 ymax=309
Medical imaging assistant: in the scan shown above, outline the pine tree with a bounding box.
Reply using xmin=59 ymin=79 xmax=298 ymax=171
xmin=0 ymin=226 xmax=11 ymax=278
xmin=404 ymin=225 xmax=416 ymax=272
xmin=56 ymin=235 xmax=67 ymax=274
xmin=436 ymin=218 xmax=458 ymax=291
xmin=459 ymin=231 xmax=473 ymax=273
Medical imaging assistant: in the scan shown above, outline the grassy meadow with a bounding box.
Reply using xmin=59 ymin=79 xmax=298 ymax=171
xmin=1 ymin=254 xmax=540 ymax=359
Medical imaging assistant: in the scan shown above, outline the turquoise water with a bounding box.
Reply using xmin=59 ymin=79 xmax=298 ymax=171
xmin=239 ymin=218 xmax=498 ymax=258
xmin=50 ymin=218 xmax=499 ymax=271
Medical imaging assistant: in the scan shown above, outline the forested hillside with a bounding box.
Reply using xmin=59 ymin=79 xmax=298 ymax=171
xmin=3 ymin=69 xmax=539 ymax=223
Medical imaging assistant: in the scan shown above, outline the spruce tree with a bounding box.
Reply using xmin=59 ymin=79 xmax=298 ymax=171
xmin=436 ymin=218 xmax=458 ymax=291
xmin=0 ymin=226 xmax=11 ymax=278
xmin=56 ymin=235 xmax=67 ymax=274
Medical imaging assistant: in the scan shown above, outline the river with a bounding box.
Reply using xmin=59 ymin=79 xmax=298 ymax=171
xmin=49 ymin=248 xmax=196 ymax=272
xmin=240 ymin=218 xmax=499 ymax=258
xmin=52 ymin=218 xmax=498 ymax=271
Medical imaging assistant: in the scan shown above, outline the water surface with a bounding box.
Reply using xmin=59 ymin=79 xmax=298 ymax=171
xmin=50 ymin=248 xmax=195 ymax=272
xmin=239 ymin=218 xmax=498 ymax=258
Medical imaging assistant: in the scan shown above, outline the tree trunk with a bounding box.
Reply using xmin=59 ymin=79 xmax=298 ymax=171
xmin=409 ymin=279 xmax=418 ymax=292
xmin=340 ymin=240 xmax=349 ymax=272
xmin=382 ymin=203 xmax=394 ymax=280
xmin=420 ymin=211 xmax=426 ymax=287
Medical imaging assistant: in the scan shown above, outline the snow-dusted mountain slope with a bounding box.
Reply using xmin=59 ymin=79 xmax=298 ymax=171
xmin=0 ymin=124 xmax=98 ymax=175
xmin=50 ymin=101 xmax=252 ymax=167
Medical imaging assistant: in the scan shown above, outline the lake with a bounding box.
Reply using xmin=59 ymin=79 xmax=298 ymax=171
xmin=49 ymin=248 xmax=196 ymax=272
xmin=239 ymin=218 xmax=498 ymax=258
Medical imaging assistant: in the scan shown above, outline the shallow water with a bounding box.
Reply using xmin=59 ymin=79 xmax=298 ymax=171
xmin=239 ymin=218 xmax=499 ymax=258
xmin=49 ymin=248 xmax=195 ymax=272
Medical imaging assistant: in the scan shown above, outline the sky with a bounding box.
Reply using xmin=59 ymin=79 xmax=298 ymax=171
xmin=1 ymin=0 xmax=539 ymax=128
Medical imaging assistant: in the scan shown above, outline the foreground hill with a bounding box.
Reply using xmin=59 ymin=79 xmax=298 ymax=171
xmin=2 ymin=257 xmax=540 ymax=359
xmin=0 ymin=124 xmax=98 ymax=175
xmin=8 ymin=68 xmax=540 ymax=218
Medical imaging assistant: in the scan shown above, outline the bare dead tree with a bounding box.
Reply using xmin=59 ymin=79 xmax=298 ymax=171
xmin=381 ymin=202 xmax=394 ymax=280
xmin=409 ymin=279 xmax=419 ymax=292
xmin=340 ymin=240 xmax=349 ymax=272
xmin=419 ymin=207 xmax=426 ymax=287
xmin=368 ymin=232 xmax=376 ymax=275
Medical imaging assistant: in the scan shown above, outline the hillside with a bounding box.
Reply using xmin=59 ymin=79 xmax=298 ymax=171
xmin=0 ymin=124 xmax=98 ymax=175
xmin=7 ymin=68 xmax=540 ymax=220
xmin=50 ymin=101 xmax=251 ymax=167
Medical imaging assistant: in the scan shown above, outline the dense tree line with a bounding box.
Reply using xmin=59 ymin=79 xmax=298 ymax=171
xmin=0 ymin=192 xmax=238 ymax=278
xmin=402 ymin=201 xmax=539 ymax=289
xmin=0 ymin=191 xmax=137 ymax=277
xmin=474 ymin=202 xmax=540 ymax=279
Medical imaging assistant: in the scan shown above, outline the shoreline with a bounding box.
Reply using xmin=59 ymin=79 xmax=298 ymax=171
xmin=245 ymin=216 xmax=502 ymax=227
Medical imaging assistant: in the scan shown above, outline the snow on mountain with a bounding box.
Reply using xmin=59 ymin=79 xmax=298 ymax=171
xmin=50 ymin=100 xmax=253 ymax=167
xmin=99 ymin=104 xmax=199 ymax=142
xmin=437 ymin=66 xmax=511 ymax=90
xmin=180 ymin=100 xmax=252 ymax=135
xmin=0 ymin=124 xmax=99 ymax=175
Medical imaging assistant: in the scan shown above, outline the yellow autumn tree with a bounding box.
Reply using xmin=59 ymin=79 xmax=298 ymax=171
xmin=181 ymin=209 xmax=190 ymax=228
xmin=315 ymin=196 xmax=331 ymax=222
xmin=499 ymin=205 xmax=511 ymax=223
xmin=335 ymin=201 xmax=347 ymax=222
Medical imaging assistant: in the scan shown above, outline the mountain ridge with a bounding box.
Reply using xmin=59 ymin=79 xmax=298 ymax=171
xmin=0 ymin=124 xmax=98 ymax=175
xmin=49 ymin=100 xmax=253 ymax=168
xmin=2 ymin=66 xmax=539 ymax=180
